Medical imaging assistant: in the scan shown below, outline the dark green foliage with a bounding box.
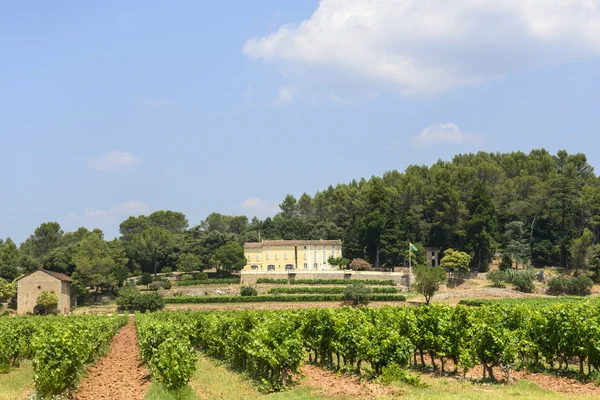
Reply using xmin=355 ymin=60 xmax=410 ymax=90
xmin=180 ymin=274 xmax=194 ymax=281
xmin=547 ymin=275 xmax=593 ymax=296
xmin=343 ymin=283 xmax=371 ymax=306
xmin=465 ymin=183 xmax=498 ymax=272
xmin=139 ymin=272 xmax=153 ymax=287
xmin=240 ymin=285 xmax=258 ymax=296
xmin=116 ymin=286 xmax=164 ymax=312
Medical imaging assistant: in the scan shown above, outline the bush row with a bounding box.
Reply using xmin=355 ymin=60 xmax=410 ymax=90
xmin=164 ymin=294 xmax=406 ymax=304
xmin=176 ymin=278 xmax=241 ymax=286
xmin=256 ymin=278 xmax=396 ymax=286
xmin=136 ymin=314 xmax=197 ymax=390
xmin=268 ymin=286 xmax=399 ymax=295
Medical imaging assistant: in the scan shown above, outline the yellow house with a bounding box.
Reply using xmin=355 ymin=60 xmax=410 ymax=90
xmin=244 ymin=239 xmax=343 ymax=271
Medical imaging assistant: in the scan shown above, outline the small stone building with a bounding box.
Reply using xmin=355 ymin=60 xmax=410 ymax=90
xmin=17 ymin=269 xmax=76 ymax=315
xmin=424 ymin=247 xmax=441 ymax=266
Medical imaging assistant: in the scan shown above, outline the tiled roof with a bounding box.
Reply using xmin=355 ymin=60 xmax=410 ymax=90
xmin=17 ymin=269 xmax=73 ymax=282
xmin=244 ymin=239 xmax=342 ymax=249
xmin=43 ymin=270 xmax=73 ymax=282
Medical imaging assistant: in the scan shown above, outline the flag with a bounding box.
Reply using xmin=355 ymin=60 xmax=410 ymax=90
xmin=409 ymin=242 xmax=418 ymax=251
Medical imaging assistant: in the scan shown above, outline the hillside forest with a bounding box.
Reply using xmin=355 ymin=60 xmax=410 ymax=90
xmin=2 ymin=148 xmax=600 ymax=294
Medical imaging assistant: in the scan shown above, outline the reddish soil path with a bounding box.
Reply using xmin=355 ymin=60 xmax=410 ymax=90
xmin=75 ymin=320 xmax=150 ymax=400
xmin=300 ymin=364 xmax=405 ymax=399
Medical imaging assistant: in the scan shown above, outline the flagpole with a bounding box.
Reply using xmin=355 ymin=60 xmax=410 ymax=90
xmin=408 ymin=242 xmax=412 ymax=288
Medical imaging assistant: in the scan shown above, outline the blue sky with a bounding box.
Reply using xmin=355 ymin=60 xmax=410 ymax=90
xmin=1 ymin=0 xmax=600 ymax=244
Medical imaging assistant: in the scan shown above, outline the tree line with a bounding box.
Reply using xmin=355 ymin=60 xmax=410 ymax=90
xmin=1 ymin=148 xmax=600 ymax=296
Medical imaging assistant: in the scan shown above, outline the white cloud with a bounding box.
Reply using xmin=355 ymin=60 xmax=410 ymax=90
xmin=411 ymin=123 xmax=483 ymax=148
xmin=134 ymin=94 xmax=171 ymax=107
xmin=86 ymin=151 xmax=140 ymax=171
xmin=241 ymin=197 xmax=279 ymax=218
xmin=270 ymin=85 xmax=297 ymax=106
xmin=84 ymin=201 xmax=150 ymax=219
xmin=244 ymin=0 xmax=600 ymax=97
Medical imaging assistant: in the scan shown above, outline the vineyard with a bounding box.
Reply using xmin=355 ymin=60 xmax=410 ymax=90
xmin=2 ymin=301 xmax=600 ymax=399
xmin=0 ymin=315 xmax=126 ymax=397
xmin=135 ymin=300 xmax=600 ymax=391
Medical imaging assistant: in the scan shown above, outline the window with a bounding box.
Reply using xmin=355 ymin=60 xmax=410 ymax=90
xmin=251 ymin=265 xmax=259 ymax=270
xmin=432 ymin=251 xmax=435 ymax=256
xmin=285 ymin=253 xmax=288 ymax=260
xmin=303 ymin=252 xmax=307 ymax=259
xmin=266 ymin=253 xmax=270 ymax=260
xmin=247 ymin=255 xmax=251 ymax=261
xmin=285 ymin=264 xmax=294 ymax=270
xmin=257 ymin=255 xmax=260 ymax=261
xmin=267 ymin=265 xmax=275 ymax=271
xmin=313 ymin=263 xmax=318 ymax=270
xmin=275 ymin=252 xmax=278 ymax=260
xmin=303 ymin=263 xmax=308 ymax=269
xmin=303 ymin=245 xmax=307 ymax=250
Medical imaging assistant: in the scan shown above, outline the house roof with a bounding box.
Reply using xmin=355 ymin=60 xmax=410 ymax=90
xmin=17 ymin=269 xmax=73 ymax=282
xmin=244 ymin=239 xmax=342 ymax=249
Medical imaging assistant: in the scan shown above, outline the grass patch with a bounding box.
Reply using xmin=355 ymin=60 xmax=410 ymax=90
xmin=145 ymin=382 xmax=201 ymax=400
xmin=189 ymin=356 xmax=349 ymax=400
xmin=396 ymin=375 xmax=592 ymax=400
xmin=0 ymin=361 xmax=34 ymax=400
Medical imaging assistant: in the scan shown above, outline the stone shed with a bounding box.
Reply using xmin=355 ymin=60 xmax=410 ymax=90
xmin=17 ymin=269 xmax=76 ymax=315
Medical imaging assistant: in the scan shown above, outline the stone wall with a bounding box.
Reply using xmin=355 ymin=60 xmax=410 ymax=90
xmin=241 ymin=270 xmax=410 ymax=286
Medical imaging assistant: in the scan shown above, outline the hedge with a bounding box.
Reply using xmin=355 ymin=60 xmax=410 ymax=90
xmin=256 ymin=278 xmax=396 ymax=286
xmin=268 ymin=287 xmax=400 ymax=295
xmin=458 ymin=297 xmax=598 ymax=307
xmin=176 ymin=278 xmax=240 ymax=286
xmin=164 ymin=294 xmax=406 ymax=304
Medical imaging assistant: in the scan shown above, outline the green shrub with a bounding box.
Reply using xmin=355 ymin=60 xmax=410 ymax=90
xmin=161 ymin=280 xmax=172 ymax=290
xmin=505 ymin=269 xmax=535 ymax=293
xmin=343 ymin=283 xmax=371 ymax=306
xmin=377 ymin=364 xmax=425 ymax=387
xmin=36 ymin=291 xmax=59 ymax=314
xmin=487 ymin=270 xmax=507 ymax=287
xmin=240 ymin=285 xmax=258 ymax=297
xmin=195 ymin=272 xmax=209 ymax=281
xmin=137 ymin=293 xmax=165 ymax=313
xmin=139 ymin=273 xmax=153 ymax=287
xmin=149 ymin=282 xmax=163 ymax=291
xmin=116 ymin=286 xmax=164 ymax=312
xmin=180 ymin=274 xmax=194 ymax=281
xmin=547 ymin=275 xmax=593 ymax=296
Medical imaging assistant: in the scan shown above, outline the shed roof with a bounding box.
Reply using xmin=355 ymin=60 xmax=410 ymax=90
xmin=17 ymin=269 xmax=73 ymax=282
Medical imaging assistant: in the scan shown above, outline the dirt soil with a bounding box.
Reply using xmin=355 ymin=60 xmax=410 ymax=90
xmin=300 ymin=364 xmax=405 ymax=399
xmin=419 ymin=355 xmax=600 ymax=396
xmin=74 ymin=319 xmax=150 ymax=400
